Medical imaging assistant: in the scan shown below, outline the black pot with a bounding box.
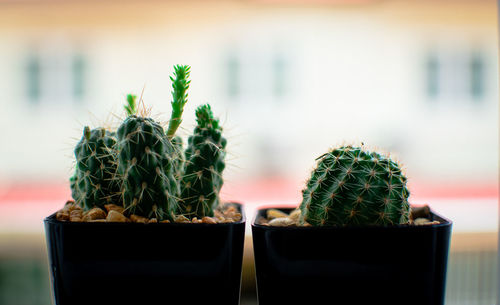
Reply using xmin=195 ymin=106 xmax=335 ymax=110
xmin=252 ymin=207 xmax=452 ymax=305
xmin=44 ymin=203 xmax=245 ymax=305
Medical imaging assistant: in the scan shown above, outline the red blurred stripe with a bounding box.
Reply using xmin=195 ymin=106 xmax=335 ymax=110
xmin=0 ymin=179 xmax=497 ymax=203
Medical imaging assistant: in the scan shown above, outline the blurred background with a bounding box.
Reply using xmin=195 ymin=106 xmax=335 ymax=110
xmin=0 ymin=0 xmax=497 ymax=304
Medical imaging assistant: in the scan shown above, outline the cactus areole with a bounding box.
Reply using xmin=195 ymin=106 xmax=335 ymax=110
xmin=299 ymin=146 xmax=410 ymax=226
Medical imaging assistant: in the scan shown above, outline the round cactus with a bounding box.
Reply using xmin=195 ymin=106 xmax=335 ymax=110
xmin=299 ymin=146 xmax=410 ymax=226
xmin=180 ymin=104 xmax=226 ymax=218
xmin=71 ymin=126 xmax=119 ymax=210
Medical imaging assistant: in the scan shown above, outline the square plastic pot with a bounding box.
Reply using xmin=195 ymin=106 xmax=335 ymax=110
xmin=44 ymin=203 xmax=245 ymax=305
xmin=252 ymin=206 xmax=452 ymax=305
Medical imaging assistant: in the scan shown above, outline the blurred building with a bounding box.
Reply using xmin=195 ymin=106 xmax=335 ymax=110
xmin=0 ymin=0 xmax=497 ymax=189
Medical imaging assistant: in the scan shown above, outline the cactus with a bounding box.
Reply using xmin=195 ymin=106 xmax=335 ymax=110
xmin=71 ymin=126 xmax=118 ymax=210
xmin=180 ymin=104 xmax=226 ymax=218
xmin=171 ymin=135 xmax=185 ymax=181
xmin=69 ymin=169 xmax=83 ymax=205
xmin=116 ymin=94 xmax=179 ymax=220
xmin=299 ymin=145 xmax=410 ymax=226
xmin=66 ymin=64 xmax=234 ymax=222
xmin=166 ymin=65 xmax=190 ymax=139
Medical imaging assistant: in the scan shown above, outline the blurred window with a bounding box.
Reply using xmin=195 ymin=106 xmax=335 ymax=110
xmin=425 ymin=52 xmax=440 ymax=99
xmin=272 ymin=53 xmax=287 ymax=99
xmin=24 ymin=51 xmax=87 ymax=106
xmin=425 ymin=49 xmax=488 ymax=103
xmin=226 ymin=54 xmax=240 ymax=98
xmin=26 ymin=54 xmax=41 ymax=104
xmin=72 ymin=54 xmax=86 ymax=101
xmin=469 ymin=52 xmax=485 ymax=101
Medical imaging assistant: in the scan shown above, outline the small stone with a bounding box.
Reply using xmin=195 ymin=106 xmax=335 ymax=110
xmin=104 ymin=204 xmax=125 ymax=214
xmin=106 ymin=210 xmax=129 ymax=222
xmin=70 ymin=210 xmax=83 ymax=222
xmin=56 ymin=211 xmax=69 ymax=221
xmin=83 ymin=208 xmax=107 ymax=221
xmin=411 ymin=205 xmax=431 ymax=220
xmin=215 ymin=216 xmax=226 ymax=223
xmin=231 ymin=213 xmax=242 ymax=221
xmin=258 ymin=217 xmax=268 ymax=225
xmin=174 ymin=215 xmax=190 ymax=223
xmin=288 ymin=209 xmax=301 ymax=222
xmin=148 ymin=218 xmax=158 ymax=223
xmin=89 ymin=219 xmax=106 ymax=223
xmin=130 ymin=214 xmax=148 ymax=223
xmin=267 ymin=209 xmax=289 ymax=220
xmin=214 ymin=210 xmax=224 ymax=218
xmin=61 ymin=201 xmax=81 ymax=213
xmin=160 ymin=220 xmax=170 ymax=223
xmin=202 ymin=217 xmax=217 ymax=224
xmin=225 ymin=205 xmax=237 ymax=214
xmin=413 ymin=218 xmax=440 ymax=226
xmin=191 ymin=217 xmax=199 ymax=223
xmin=69 ymin=204 xmax=82 ymax=212
xmin=268 ymin=217 xmax=295 ymax=227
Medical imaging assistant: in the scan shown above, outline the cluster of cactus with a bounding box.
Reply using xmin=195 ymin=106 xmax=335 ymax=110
xmin=69 ymin=65 xmax=227 ymax=221
xmin=299 ymin=145 xmax=410 ymax=226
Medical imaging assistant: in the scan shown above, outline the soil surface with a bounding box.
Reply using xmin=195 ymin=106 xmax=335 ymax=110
xmin=259 ymin=205 xmax=440 ymax=227
xmin=56 ymin=201 xmax=242 ymax=224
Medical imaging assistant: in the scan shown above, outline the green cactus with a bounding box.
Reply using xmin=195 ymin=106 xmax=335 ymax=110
xmin=166 ymin=65 xmax=191 ymax=139
xmin=65 ymin=64 xmax=232 ymax=222
xmin=180 ymin=104 xmax=226 ymax=218
xmin=116 ymin=94 xmax=179 ymax=220
xmin=299 ymin=146 xmax=410 ymax=226
xmin=171 ymin=135 xmax=185 ymax=181
xmin=69 ymin=169 xmax=83 ymax=204
xmin=71 ymin=126 xmax=119 ymax=210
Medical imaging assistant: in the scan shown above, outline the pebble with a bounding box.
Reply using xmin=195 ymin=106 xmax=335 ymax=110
xmin=56 ymin=211 xmax=70 ymax=221
xmin=106 ymin=210 xmax=129 ymax=222
xmin=69 ymin=210 xmax=83 ymax=222
xmin=288 ymin=209 xmax=301 ymax=222
xmin=268 ymin=217 xmax=295 ymax=227
xmin=83 ymin=208 xmax=107 ymax=222
xmin=174 ymin=215 xmax=190 ymax=223
xmin=413 ymin=218 xmax=440 ymax=226
xmin=104 ymin=204 xmax=125 ymax=214
xmin=202 ymin=217 xmax=217 ymax=224
xmin=411 ymin=205 xmax=431 ymax=220
xmin=130 ymin=214 xmax=149 ymax=223
xmin=267 ymin=209 xmax=289 ymax=220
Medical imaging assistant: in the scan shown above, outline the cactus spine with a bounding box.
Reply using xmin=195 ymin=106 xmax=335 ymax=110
xmin=299 ymin=146 xmax=410 ymax=226
xmin=70 ymin=126 xmax=118 ymax=210
xmin=180 ymin=104 xmax=226 ymax=218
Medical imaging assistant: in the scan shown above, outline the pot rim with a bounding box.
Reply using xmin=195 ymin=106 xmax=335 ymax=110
xmin=251 ymin=205 xmax=452 ymax=231
xmin=44 ymin=202 xmax=245 ymax=226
